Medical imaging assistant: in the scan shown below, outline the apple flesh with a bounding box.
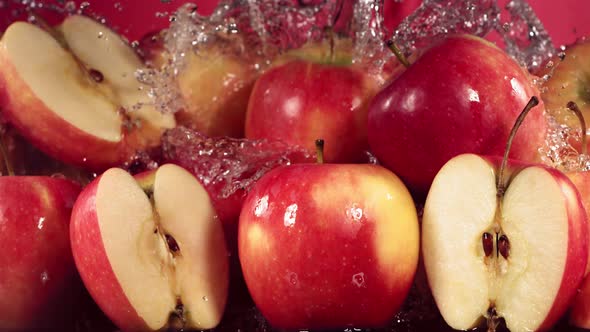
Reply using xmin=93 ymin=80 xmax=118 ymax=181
xmin=0 ymin=176 xmax=81 ymax=329
xmin=70 ymin=164 xmax=229 ymax=331
xmin=368 ymin=35 xmax=547 ymax=197
xmin=422 ymin=153 xmax=588 ymax=331
xmin=0 ymin=16 xmax=175 ymax=171
xmin=239 ymin=163 xmax=420 ymax=329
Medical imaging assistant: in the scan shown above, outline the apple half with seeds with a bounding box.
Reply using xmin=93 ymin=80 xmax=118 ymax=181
xmin=70 ymin=164 xmax=228 ymax=331
xmin=0 ymin=15 xmax=175 ymax=170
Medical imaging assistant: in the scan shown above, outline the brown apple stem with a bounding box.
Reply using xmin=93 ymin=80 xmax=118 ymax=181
xmin=385 ymin=40 xmax=410 ymax=68
xmin=566 ymin=101 xmax=588 ymax=155
xmin=315 ymin=139 xmax=325 ymax=164
xmin=497 ymin=96 xmax=540 ymax=197
xmin=486 ymin=306 xmax=500 ymax=332
xmin=325 ymin=27 xmax=335 ymax=63
xmin=0 ymin=133 xmax=14 ymax=176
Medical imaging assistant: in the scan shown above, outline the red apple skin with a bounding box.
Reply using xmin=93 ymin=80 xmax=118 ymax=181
xmin=368 ymin=35 xmax=547 ymax=197
xmin=245 ymin=60 xmax=379 ymax=163
xmin=239 ymin=164 xmax=419 ymax=330
xmin=70 ymin=173 xmax=150 ymax=332
xmin=0 ymin=176 xmax=81 ymax=329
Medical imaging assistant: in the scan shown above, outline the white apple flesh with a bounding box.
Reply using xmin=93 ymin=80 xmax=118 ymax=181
xmin=423 ymin=154 xmax=588 ymax=331
xmin=71 ymin=164 xmax=228 ymax=331
xmin=0 ymin=16 xmax=174 ymax=170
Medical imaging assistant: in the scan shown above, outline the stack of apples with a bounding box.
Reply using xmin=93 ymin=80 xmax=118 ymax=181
xmin=3 ymin=2 xmax=590 ymax=332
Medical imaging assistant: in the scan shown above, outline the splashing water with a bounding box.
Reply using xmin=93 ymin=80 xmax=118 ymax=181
xmin=161 ymin=126 xmax=312 ymax=199
xmin=539 ymin=116 xmax=590 ymax=172
xmin=389 ymin=0 xmax=554 ymax=72
xmin=499 ymin=0 xmax=555 ymax=70
xmin=390 ymin=0 xmax=500 ymax=56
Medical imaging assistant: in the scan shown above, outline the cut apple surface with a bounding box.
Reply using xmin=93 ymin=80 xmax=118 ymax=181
xmin=71 ymin=164 xmax=228 ymax=331
xmin=423 ymin=154 xmax=588 ymax=332
xmin=0 ymin=16 xmax=175 ymax=170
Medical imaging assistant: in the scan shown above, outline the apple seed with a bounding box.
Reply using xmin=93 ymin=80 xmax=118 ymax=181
xmin=165 ymin=234 xmax=180 ymax=253
xmin=88 ymin=68 xmax=104 ymax=83
xmin=498 ymin=235 xmax=510 ymax=259
xmin=482 ymin=232 xmax=494 ymax=257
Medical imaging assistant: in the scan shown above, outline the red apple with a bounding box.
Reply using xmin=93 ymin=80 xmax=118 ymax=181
xmin=0 ymin=176 xmax=81 ymax=329
xmin=70 ymin=164 xmax=229 ymax=332
xmin=368 ymin=34 xmax=547 ymax=197
xmin=238 ymin=150 xmax=420 ymax=329
xmin=245 ymin=38 xmax=395 ymax=163
xmin=0 ymin=16 xmax=175 ymax=171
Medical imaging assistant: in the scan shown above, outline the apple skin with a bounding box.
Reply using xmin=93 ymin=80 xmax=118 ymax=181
xmin=70 ymin=172 xmax=148 ymax=332
xmin=368 ymin=34 xmax=547 ymax=197
xmin=238 ymin=163 xmax=419 ymax=330
xmin=0 ymin=176 xmax=81 ymax=329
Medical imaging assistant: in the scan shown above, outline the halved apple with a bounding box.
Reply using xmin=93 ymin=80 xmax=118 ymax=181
xmin=0 ymin=15 xmax=175 ymax=171
xmin=422 ymin=153 xmax=588 ymax=331
xmin=70 ymin=164 xmax=228 ymax=332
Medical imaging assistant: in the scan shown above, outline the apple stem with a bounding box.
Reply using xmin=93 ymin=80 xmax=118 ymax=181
xmin=566 ymin=101 xmax=588 ymax=155
xmin=0 ymin=130 xmax=14 ymax=177
xmin=496 ymin=96 xmax=540 ymax=197
xmin=325 ymin=27 xmax=335 ymax=63
xmin=315 ymin=139 xmax=325 ymax=164
xmin=486 ymin=306 xmax=500 ymax=332
xmin=386 ymin=40 xmax=410 ymax=68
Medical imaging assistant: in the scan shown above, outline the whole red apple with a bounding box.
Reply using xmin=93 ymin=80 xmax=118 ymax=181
xmin=245 ymin=38 xmax=394 ymax=163
xmin=238 ymin=159 xmax=419 ymax=329
xmin=368 ymin=34 xmax=547 ymax=197
xmin=0 ymin=176 xmax=81 ymax=329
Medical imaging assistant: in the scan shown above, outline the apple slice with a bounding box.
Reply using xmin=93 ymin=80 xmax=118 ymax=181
xmin=70 ymin=164 xmax=228 ymax=331
xmin=0 ymin=16 xmax=175 ymax=171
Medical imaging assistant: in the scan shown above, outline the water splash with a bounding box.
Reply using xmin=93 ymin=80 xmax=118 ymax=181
xmin=161 ymin=126 xmax=312 ymax=199
xmin=539 ymin=116 xmax=590 ymax=171
xmin=351 ymin=0 xmax=393 ymax=76
xmin=390 ymin=0 xmax=500 ymax=56
xmin=389 ymin=0 xmax=554 ymax=72
xmin=499 ymin=0 xmax=555 ymax=70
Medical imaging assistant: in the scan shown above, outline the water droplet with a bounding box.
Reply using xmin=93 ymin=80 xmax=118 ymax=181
xmin=97 ymin=31 xmax=104 ymax=39
xmin=286 ymin=271 xmax=299 ymax=286
xmin=37 ymin=217 xmax=46 ymax=230
xmin=40 ymin=271 xmax=49 ymax=284
xmin=283 ymin=203 xmax=297 ymax=228
xmin=254 ymin=195 xmax=269 ymax=217
xmin=202 ymin=296 xmax=208 ymax=302
xmin=352 ymin=272 xmax=365 ymax=288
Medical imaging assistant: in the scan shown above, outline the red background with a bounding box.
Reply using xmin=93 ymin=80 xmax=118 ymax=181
xmin=0 ymin=0 xmax=588 ymax=47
